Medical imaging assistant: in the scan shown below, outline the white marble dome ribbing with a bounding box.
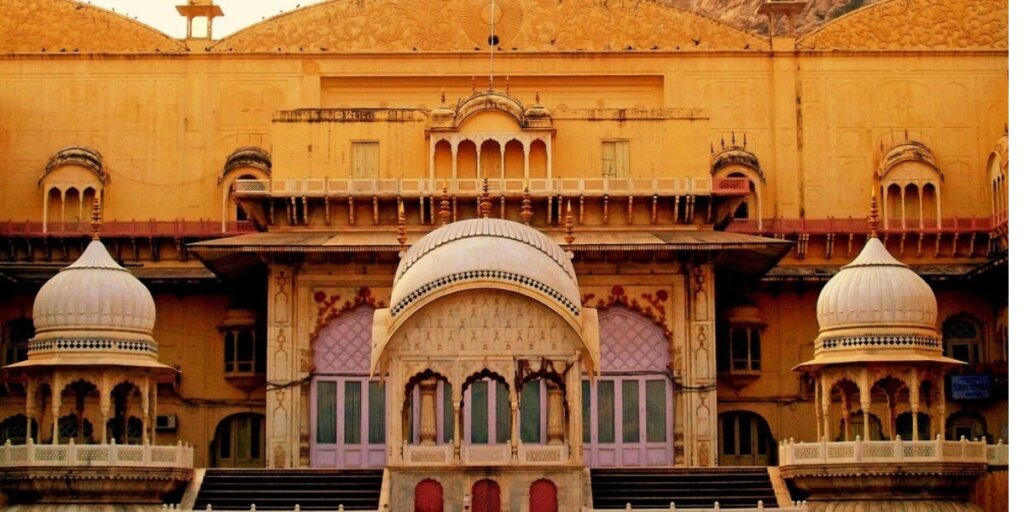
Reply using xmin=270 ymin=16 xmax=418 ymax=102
xmin=390 ymin=218 xmax=581 ymax=318
xmin=32 ymin=239 xmax=156 ymax=342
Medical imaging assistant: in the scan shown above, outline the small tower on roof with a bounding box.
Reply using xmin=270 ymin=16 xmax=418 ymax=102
xmin=176 ymin=0 xmax=224 ymax=40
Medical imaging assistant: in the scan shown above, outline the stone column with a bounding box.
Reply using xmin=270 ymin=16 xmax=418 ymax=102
xmin=546 ymin=382 xmax=565 ymax=445
xmin=51 ymin=372 xmax=62 ymax=445
xmin=937 ymin=379 xmax=946 ymax=439
xmin=141 ymin=377 xmax=151 ymax=445
xmin=267 ymin=264 xmax=299 ymax=468
xmin=685 ymin=263 xmax=718 ymax=466
xmin=419 ymin=378 xmax=438 ymax=445
xmin=452 ymin=401 xmax=462 ymax=458
xmin=820 ymin=374 xmax=831 ymax=442
xmin=860 ymin=397 xmax=872 ymax=442
xmin=813 ymin=377 xmax=822 ymax=441
xmin=25 ymin=381 xmax=36 ymax=444
xmin=841 ymin=391 xmax=852 ymax=442
xmin=99 ymin=388 xmax=111 ymax=445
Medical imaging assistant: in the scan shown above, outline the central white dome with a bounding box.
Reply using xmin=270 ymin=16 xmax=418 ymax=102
xmin=32 ymin=240 xmax=156 ymax=342
xmin=816 ymin=237 xmax=937 ymax=335
xmin=390 ymin=218 xmax=580 ymax=318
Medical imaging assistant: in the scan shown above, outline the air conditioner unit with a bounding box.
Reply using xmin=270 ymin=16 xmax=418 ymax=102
xmin=156 ymin=414 xmax=177 ymax=431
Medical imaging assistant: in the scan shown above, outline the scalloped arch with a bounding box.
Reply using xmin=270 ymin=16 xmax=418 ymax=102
xmin=0 ymin=0 xmax=185 ymax=54
xmin=212 ymin=0 xmax=766 ymax=53
xmin=797 ymin=0 xmax=1007 ymax=51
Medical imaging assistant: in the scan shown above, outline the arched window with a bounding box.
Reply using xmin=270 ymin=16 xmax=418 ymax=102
xmin=57 ymin=413 xmax=94 ymax=443
xmin=311 ymin=305 xmax=386 ymax=468
xmin=220 ymin=147 xmax=271 ymax=232
xmin=529 ymin=479 xmax=558 ymax=512
xmin=212 ymin=413 xmax=265 ymax=468
xmin=717 ymin=305 xmax=764 ymax=390
xmin=39 ymin=146 xmax=106 ymax=233
xmin=838 ymin=412 xmax=886 ymax=442
xmin=946 ymin=411 xmax=990 ymax=442
xmin=2 ymin=316 xmax=33 ymax=366
xmin=0 ymin=414 xmax=38 ymax=445
xmin=895 ymin=412 xmax=931 ymax=440
xmin=414 ymin=479 xmax=444 ymax=512
xmin=943 ymin=315 xmax=983 ymax=365
xmin=878 ymin=140 xmax=943 ymax=230
xmin=584 ymin=307 xmax=672 ymax=467
xmin=463 ymin=375 xmax=511 ymax=445
xmin=711 ymin=138 xmax=764 ymax=229
xmin=719 ymin=411 xmax=774 ymax=466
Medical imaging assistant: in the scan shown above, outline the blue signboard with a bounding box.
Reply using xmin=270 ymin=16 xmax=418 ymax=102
xmin=951 ymin=375 xmax=992 ymax=400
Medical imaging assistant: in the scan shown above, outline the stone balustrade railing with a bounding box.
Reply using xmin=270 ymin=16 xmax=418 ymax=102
xmin=585 ymin=501 xmax=808 ymax=512
xmin=0 ymin=438 xmax=194 ymax=469
xmin=779 ymin=436 xmax=1006 ymax=467
xmin=401 ymin=441 xmax=569 ymax=466
xmin=177 ymin=503 xmax=807 ymax=512
xmin=233 ymin=176 xmax=749 ymax=198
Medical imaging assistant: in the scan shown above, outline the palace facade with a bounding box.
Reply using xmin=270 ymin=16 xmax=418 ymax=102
xmin=0 ymin=0 xmax=1008 ymax=510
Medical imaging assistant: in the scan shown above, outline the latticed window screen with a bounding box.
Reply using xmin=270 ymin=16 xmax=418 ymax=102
xmin=344 ymin=381 xmax=362 ymax=444
xmin=621 ymin=380 xmax=640 ymax=443
xmin=316 ymin=381 xmax=337 ymax=444
xmin=521 ymin=380 xmax=542 ymax=443
xmin=597 ymin=381 xmax=615 ymax=443
xmin=352 ymin=141 xmax=380 ymax=179
xmin=943 ymin=316 xmax=982 ymax=364
xmin=601 ymin=140 xmax=629 ymax=178
xmin=646 ymin=380 xmax=667 ymax=443
xmin=368 ymin=382 xmax=386 ymax=444
xmin=471 ymin=381 xmax=489 ymax=443
xmin=581 ymin=381 xmax=591 ymax=442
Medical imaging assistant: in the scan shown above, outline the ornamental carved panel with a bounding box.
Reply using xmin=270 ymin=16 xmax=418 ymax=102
xmin=212 ymin=0 xmax=767 ymax=53
xmin=798 ymin=0 xmax=1008 ymax=50
xmin=0 ymin=1 xmax=185 ymax=53
xmin=387 ymin=291 xmax=580 ymax=358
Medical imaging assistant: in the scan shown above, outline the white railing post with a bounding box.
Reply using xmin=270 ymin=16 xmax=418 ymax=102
xmin=961 ymin=436 xmax=968 ymax=462
xmin=853 ymin=435 xmax=862 ymax=462
xmin=895 ymin=435 xmax=903 ymax=461
xmin=758 ymin=499 xmax=765 ymax=510
xmin=68 ymin=438 xmax=77 ymax=466
xmin=27 ymin=436 xmax=35 ymax=465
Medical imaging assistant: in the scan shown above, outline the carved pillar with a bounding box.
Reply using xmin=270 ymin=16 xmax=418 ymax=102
xmin=524 ymin=145 xmax=531 ymax=181
xmin=451 ymin=140 xmax=460 ymax=183
xmin=141 ymin=376 xmax=150 ymax=445
xmin=841 ymin=389 xmax=851 ymax=442
xmin=546 ymin=382 xmax=565 ymax=445
xmin=813 ymin=376 xmax=822 ymax=441
xmin=25 ymin=380 xmax=36 ymax=443
xmin=685 ymin=263 xmax=717 ymax=466
xmin=820 ymin=373 xmax=831 ymax=442
xmin=857 ymin=370 xmax=871 ymax=441
xmin=51 ymin=372 xmax=62 ymax=445
xmin=567 ymin=355 xmax=583 ymax=463
xmin=909 ymin=368 xmax=920 ymax=441
xmin=151 ymin=379 xmax=159 ymax=443
xmin=937 ymin=376 xmax=947 ymax=439
xmin=452 ymin=401 xmax=462 ymax=459
xmin=419 ymin=378 xmax=438 ymax=445
xmin=267 ymin=264 xmax=299 ymax=467
xmin=99 ymin=373 xmax=111 ymax=445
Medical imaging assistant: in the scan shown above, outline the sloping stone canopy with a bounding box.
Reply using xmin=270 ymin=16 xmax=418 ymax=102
xmin=797 ymin=0 xmax=1008 ymax=50
xmin=211 ymin=0 xmax=769 ymax=53
xmin=0 ymin=0 xmax=186 ymax=53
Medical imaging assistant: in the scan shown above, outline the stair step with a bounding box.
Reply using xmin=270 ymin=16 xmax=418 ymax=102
xmin=195 ymin=469 xmax=383 ymax=511
xmin=590 ymin=467 xmax=778 ymax=509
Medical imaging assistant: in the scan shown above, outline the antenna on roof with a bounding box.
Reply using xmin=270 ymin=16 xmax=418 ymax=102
xmin=488 ymin=0 xmax=497 ymax=92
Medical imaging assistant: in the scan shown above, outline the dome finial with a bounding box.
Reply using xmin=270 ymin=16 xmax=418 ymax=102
xmin=564 ymin=202 xmax=576 ymax=248
xmin=397 ymin=199 xmax=408 ymax=251
xmin=868 ymin=191 xmax=880 ymax=239
xmin=521 ymin=187 xmax=533 ymax=225
xmin=480 ymin=178 xmax=492 ymax=218
xmin=89 ymin=198 xmax=102 ymax=241
xmin=438 ymin=183 xmax=452 ymax=225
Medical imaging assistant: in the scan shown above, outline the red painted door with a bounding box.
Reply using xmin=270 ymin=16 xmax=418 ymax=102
xmin=529 ymin=479 xmax=558 ymax=512
xmin=414 ymin=479 xmax=443 ymax=512
xmin=472 ymin=479 xmax=501 ymax=512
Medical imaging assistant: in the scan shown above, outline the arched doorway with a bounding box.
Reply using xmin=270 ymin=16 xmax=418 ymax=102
xmin=212 ymin=413 xmax=265 ymax=468
xmin=584 ymin=307 xmax=673 ymax=467
xmin=472 ymin=479 xmax=501 ymax=512
xmin=414 ymin=479 xmax=443 ymax=512
xmin=529 ymin=479 xmax=558 ymax=512
xmin=718 ymin=411 xmax=774 ymax=466
xmin=462 ymin=374 xmax=511 ymax=446
xmin=310 ymin=305 xmax=386 ymax=468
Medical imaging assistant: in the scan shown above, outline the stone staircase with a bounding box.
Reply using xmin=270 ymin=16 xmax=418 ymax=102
xmin=590 ymin=467 xmax=780 ymax=509
xmin=193 ymin=469 xmax=383 ymax=511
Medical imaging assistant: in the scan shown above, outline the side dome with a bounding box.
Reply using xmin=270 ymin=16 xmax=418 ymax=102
xmin=816 ymin=237 xmax=937 ymax=335
xmin=390 ymin=218 xmax=580 ymax=320
xmin=32 ymin=240 xmax=156 ymax=341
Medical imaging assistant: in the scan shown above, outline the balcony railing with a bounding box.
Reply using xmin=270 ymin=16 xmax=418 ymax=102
xmin=778 ymin=436 xmax=1004 ymax=467
xmin=233 ymin=177 xmax=750 ymax=198
xmin=729 ymin=217 xmax=995 ymax=235
xmin=401 ymin=441 xmax=569 ymax=466
xmin=0 ymin=220 xmax=254 ymax=237
xmin=0 ymin=438 xmax=194 ymax=469
xmin=588 ymin=503 xmax=808 ymax=512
